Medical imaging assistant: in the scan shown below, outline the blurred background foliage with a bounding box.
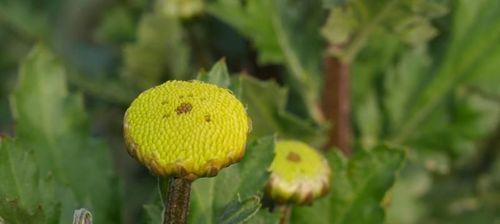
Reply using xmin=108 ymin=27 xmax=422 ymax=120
xmin=0 ymin=0 xmax=499 ymax=223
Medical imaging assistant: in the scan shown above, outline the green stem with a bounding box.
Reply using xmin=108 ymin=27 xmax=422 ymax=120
xmin=161 ymin=177 xmax=192 ymax=224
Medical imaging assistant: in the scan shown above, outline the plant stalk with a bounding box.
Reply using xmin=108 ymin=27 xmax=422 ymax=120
xmin=161 ymin=177 xmax=192 ymax=224
xmin=322 ymin=56 xmax=352 ymax=155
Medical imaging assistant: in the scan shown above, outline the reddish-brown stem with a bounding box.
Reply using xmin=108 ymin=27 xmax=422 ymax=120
xmin=162 ymin=178 xmax=192 ymax=224
xmin=322 ymin=56 xmax=352 ymax=155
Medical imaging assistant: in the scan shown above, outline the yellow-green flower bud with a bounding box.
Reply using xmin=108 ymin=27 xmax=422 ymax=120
xmin=266 ymin=140 xmax=331 ymax=205
xmin=124 ymin=80 xmax=250 ymax=180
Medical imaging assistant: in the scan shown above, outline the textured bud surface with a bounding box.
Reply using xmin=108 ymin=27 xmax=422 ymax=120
xmin=124 ymin=80 xmax=249 ymax=180
xmin=267 ymin=140 xmax=331 ymax=205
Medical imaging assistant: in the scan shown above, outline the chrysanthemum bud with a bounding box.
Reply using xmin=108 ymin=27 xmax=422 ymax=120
xmin=266 ymin=140 xmax=331 ymax=205
xmin=124 ymin=80 xmax=250 ymax=180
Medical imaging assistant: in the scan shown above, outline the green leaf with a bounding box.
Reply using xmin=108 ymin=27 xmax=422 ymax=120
xmin=383 ymin=46 xmax=432 ymax=137
xmin=9 ymin=45 xmax=120 ymax=223
xmin=94 ymin=5 xmax=136 ymax=44
xmin=156 ymin=0 xmax=205 ymax=19
xmin=322 ymin=0 xmax=447 ymax=61
xmin=350 ymin=30 xmax=401 ymax=147
xmin=218 ymin=196 xmax=261 ymax=224
xmin=122 ymin=10 xmax=190 ymax=89
xmin=393 ymin=16 xmax=438 ymax=46
xmin=189 ymin=135 xmax=275 ymax=224
xmin=391 ymin=0 xmax=500 ymax=143
xmin=0 ymin=1 xmax=50 ymax=40
xmin=245 ymin=209 xmax=280 ymax=224
xmin=292 ymin=145 xmax=406 ymax=224
xmin=143 ymin=203 xmax=163 ymax=224
xmin=0 ymin=138 xmax=60 ymax=224
xmin=404 ymin=90 xmax=500 ymax=161
xmin=352 ymin=10 xmax=500 ymax=160
xmin=406 ymin=151 xmax=500 ymax=224
xmin=386 ymin=165 xmax=431 ymax=224
xmin=238 ymin=76 xmax=325 ymax=145
xmin=350 ymin=0 xmax=500 ymax=162
xmin=197 ymin=59 xmax=230 ymax=88
xmin=208 ymin=0 xmax=325 ymax=122
xmin=321 ymin=6 xmax=358 ymax=47
xmin=208 ymin=0 xmax=283 ymax=64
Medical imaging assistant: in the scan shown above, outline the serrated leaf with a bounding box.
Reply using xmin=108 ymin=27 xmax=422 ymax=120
xmin=208 ymin=0 xmax=283 ymax=64
xmin=353 ymin=5 xmax=500 ymax=159
xmin=321 ymin=6 xmax=358 ymax=46
xmin=0 ymin=138 xmax=62 ymax=224
xmin=189 ymin=135 xmax=275 ymax=224
xmin=9 ymin=45 xmax=120 ymax=223
xmin=217 ymin=196 xmax=261 ymax=224
xmin=391 ymin=0 xmax=500 ymax=143
xmin=322 ymin=0 xmax=447 ymax=61
xmin=208 ymin=0 xmax=325 ymax=121
xmin=238 ymin=75 xmax=325 ymax=145
xmin=292 ymin=145 xmax=406 ymax=224
xmin=383 ymin=46 xmax=432 ymax=136
xmin=197 ymin=59 xmax=230 ymax=88
xmin=394 ymin=16 xmax=438 ymax=46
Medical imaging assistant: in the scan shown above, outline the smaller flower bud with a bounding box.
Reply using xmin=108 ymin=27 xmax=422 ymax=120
xmin=266 ymin=140 xmax=331 ymax=205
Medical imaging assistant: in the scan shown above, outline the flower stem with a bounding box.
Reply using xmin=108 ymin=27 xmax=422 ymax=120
xmin=160 ymin=177 xmax=192 ymax=224
xmin=279 ymin=205 xmax=292 ymax=224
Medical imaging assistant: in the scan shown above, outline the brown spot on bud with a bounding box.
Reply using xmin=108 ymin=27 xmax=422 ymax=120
xmin=287 ymin=152 xmax=301 ymax=162
xmin=205 ymin=114 xmax=211 ymax=122
xmin=176 ymin=103 xmax=193 ymax=115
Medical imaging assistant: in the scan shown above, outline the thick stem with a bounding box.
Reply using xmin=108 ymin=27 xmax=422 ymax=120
xmin=161 ymin=177 xmax=192 ymax=224
xmin=279 ymin=205 xmax=292 ymax=224
xmin=322 ymin=56 xmax=352 ymax=155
